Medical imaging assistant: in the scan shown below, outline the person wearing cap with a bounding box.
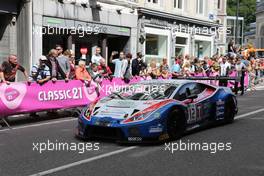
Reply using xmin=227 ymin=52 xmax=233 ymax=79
xmin=1 ymin=54 xmax=29 ymax=83
xmin=29 ymin=55 xmax=51 ymax=84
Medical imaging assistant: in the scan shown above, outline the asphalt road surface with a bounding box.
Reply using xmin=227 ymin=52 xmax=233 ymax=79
xmin=1 ymin=90 xmax=264 ymax=176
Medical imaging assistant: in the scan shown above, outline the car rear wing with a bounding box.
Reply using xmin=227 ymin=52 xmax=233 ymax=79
xmin=174 ymin=76 xmax=239 ymax=93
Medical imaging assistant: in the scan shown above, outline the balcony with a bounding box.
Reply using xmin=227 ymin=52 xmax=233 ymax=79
xmin=98 ymin=0 xmax=139 ymax=6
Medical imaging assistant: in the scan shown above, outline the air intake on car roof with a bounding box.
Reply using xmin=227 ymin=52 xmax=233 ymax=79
xmin=131 ymin=109 xmax=140 ymax=116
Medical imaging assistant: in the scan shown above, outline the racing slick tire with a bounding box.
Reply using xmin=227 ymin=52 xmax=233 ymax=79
xmin=224 ymin=98 xmax=235 ymax=124
xmin=166 ymin=109 xmax=186 ymax=140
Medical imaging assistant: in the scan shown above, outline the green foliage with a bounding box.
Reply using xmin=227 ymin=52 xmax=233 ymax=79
xmin=227 ymin=0 xmax=256 ymax=31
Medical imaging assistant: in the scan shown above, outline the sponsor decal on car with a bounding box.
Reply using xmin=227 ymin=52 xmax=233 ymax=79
xmin=149 ymin=124 xmax=163 ymax=133
xmin=216 ymin=99 xmax=225 ymax=120
xmin=128 ymin=137 xmax=142 ymax=142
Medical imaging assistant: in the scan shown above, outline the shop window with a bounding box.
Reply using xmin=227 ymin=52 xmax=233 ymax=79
xmin=145 ymin=34 xmax=167 ymax=64
xmin=175 ymin=37 xmax=187 ymax=59
xmin=175 ymin=47 xmax=185 ymax=57
xmin=146 ymin=34 xmax=159 ymax=56
xmin=195 ymin=40 xmax=211 ymax=58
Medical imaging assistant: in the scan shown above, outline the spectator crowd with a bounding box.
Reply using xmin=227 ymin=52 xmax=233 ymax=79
xmin=0 ymin=41 xmax=264 ymax=97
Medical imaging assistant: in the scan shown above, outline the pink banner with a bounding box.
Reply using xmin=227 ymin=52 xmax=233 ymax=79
xmin=0 ymin=78 xmax=143 ymax=117
xmin=0 ymin=80 xmax=99 ymax=116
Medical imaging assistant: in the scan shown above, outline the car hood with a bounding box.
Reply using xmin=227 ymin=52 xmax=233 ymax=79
xmin=92 ymin=99 xmax=166 ymax=120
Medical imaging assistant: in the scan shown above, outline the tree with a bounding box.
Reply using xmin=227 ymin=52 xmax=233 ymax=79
xmin=227 ymin=0 xmax=256 ymax=31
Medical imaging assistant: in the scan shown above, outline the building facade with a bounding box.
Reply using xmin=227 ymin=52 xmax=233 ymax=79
xmin=32 ymin=0 xmax=138 ymax=66
xmin=137 ymin=0 xmax=225 ymax=66
xmin=2 ymin=0 xmax=227 ymax=73
xmin=256 ymin=0 xmax=264 ymax=48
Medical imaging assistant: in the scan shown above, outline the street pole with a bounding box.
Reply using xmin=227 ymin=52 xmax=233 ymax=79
xmin=235 ymin=0 xmax=240 ymax=45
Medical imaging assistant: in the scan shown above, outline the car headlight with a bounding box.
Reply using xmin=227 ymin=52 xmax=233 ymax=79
xmin=122 ymin=111 xmax=152 ymax=124
xmin=83 ymin=107 xmax=92 ymax=121
xmin=82 ymin=100 xmax=98 ymax=121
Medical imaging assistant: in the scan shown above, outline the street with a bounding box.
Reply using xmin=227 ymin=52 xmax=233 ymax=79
xmin=0 ymin=89 xmax=264 ymax=176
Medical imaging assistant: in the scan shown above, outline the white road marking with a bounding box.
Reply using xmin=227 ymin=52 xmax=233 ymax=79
xmin=251 ymin=117 xmax=264 ymax=120
xmin=235 ymin=108 xmax=264 ymax=119
xmin=29 ymin=146 xmax=137 ymax=176
xmin=0 ymin=118 xmax=75 ymax=132
xmin=27 ymin=108 xmax=264 ymax=175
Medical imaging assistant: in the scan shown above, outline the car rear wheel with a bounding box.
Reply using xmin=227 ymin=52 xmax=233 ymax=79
xmin=224 ymin=98 xmax=235 ymax=124
xmin=167 ymin=109 xmax=186 ymax=140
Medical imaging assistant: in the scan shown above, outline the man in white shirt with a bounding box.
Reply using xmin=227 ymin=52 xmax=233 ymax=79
xmin=109 ymin=51 xmax=127 ymax=78
xmin=219 ymin=56 xmax=231 ymax=86
xmin=91 ymin=47 xmax=102 ymax=65
xmin=235 ymin=57 xmax=247 ymax=95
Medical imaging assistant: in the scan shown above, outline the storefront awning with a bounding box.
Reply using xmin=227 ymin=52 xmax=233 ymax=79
xmin=138 ymin=8 xmax=220 ymax=28
xmin=0 ymin=0 xmax=21 ymax=15
xmin=42 ymin=17 xmax=131 ymax=37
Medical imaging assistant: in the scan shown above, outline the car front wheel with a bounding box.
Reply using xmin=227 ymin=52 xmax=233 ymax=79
xmin=166 ymin=109 xmax=186 ymax=140
xmin=224 ymin=98 xmax=235 ymax=124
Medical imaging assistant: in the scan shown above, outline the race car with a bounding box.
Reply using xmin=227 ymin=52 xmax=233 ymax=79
xmin=76 ymin=80 xmax=238 ymax=143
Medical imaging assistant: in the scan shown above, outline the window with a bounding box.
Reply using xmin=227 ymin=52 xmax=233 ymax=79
xmin=176 ymin=37 xmax=187 ymax=45
xmin=146 ymin=34 xmax=159 ymax=56
xmin=217 ymin=0 xmax=221 ymax=9
xmin=174 ymin=83 xmax=197 ymax=101
xmin=147 ymin=0 xmax=159 ymax=4
xmin=145 ymin=34 xmax=168 ymax=65
xmin=145 ymin=34 xmax=167 ymax=56
xmin=175 ymin=37 xmax=187 ymax=58
xmin=196 ymin=0 xmax=204 ymax=15
xmin=174 ymin=83 xmax=206 ymax=101
xmin=174 ymin=0 xmax=183 ymax=9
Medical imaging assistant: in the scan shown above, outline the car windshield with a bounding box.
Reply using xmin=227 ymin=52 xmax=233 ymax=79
xmin=109 ymin=83 xmax=178 ymax=100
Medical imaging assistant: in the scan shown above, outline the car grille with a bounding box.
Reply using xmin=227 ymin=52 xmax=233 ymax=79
xmin=85 ymin=126 xmax=124 ymax=140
